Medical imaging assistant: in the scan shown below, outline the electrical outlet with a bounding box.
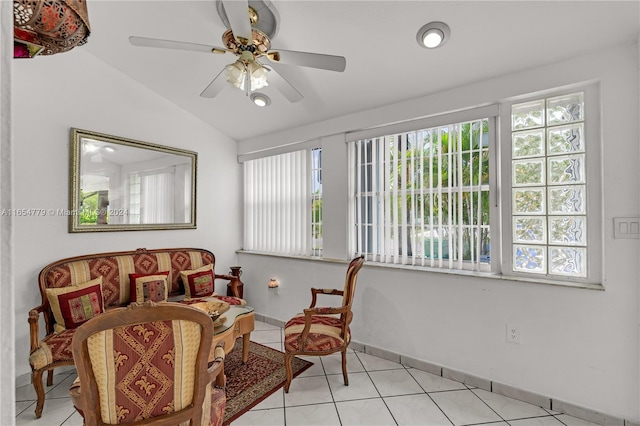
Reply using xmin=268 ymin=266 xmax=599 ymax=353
xmin=506 ymin=324 xmax=521 ymax=344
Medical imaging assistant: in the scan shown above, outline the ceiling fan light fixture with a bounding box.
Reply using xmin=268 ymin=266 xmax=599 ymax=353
xmin=225 ymin=61 xmax=247 ymax=89
xmin=417 ymin=22 xmax=450 ymax=49
xmin=225 ymin=59 xmax=269 ymax=92
xmin=247 ymin=61 xmax=269 ymax=90
xmin=132 ymin=0 xmax=344 ymax=103
xmin=250 ymin=92 xmax=271 ymax=107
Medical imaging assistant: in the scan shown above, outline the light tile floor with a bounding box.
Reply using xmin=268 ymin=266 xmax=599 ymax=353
xmin=15 ymin=320 xmax=603 ymax=426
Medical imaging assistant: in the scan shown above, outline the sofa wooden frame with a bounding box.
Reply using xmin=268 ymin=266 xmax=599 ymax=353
xmin=28 ymin=247 xmax=242 ymax=419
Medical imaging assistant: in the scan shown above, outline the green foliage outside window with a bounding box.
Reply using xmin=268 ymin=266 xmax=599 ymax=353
xmin=312 ymin=195 xmax=322 ymax=238
xmin=388 ymin=120 xmax=490 ymax=261
xmin=79 ymin=191 xmax=98 ymax=224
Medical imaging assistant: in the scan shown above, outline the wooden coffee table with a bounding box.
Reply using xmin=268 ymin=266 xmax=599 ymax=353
xmin=210 ymin=305 xmax=255 ymax=362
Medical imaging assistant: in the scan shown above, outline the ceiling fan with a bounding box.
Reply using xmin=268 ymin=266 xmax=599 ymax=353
xmin=129 ymin=0 xmax=346 ymax=103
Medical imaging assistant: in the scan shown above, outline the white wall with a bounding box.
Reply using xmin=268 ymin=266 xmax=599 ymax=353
xmin=237 ymin=43 xmax=640 ymax=421
xmin=12 ymin=48 xmax=243 ymax=379
xmin=1 ymin=1 xmax=16 ymax=423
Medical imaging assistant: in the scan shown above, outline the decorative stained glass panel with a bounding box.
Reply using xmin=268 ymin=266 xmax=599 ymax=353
xmin=513 ymin=130 xmax=545 ymax=158
xmin=513 ymin=159 xmax=545 ymax=186
xmin=549 ymin=216 xmax=586 ymax=245
xmin=514 ymin=217 xmax=546 ymax=243
xmin=547 ymin=93 xmax=583 ymax=125
xmin=512 ymin=100 xmax=545 ymax=130
xmin=548 ymin=124 xmax=584 ymax=155
xmin=548 ymin=185 xmax=585 ymax=214
xmin=548 ymin=154 xmax=585 ymax=184
xmin=549 ymin=246 xmax=586 ymax=277
xmin=513 ymin=188 xmax=545 ymax=214
xmin=513 ymin=245 xmax=545 ymax=273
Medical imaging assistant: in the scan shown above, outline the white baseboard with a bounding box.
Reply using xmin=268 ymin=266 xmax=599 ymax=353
xmin=257 ymin=312 xmax=634 ymax=426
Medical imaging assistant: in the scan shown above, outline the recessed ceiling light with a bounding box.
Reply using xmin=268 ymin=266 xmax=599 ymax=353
xmin=417 ymin=22 xmax=451 ymax=49
xmin=250 ymin=92 xmax=271 ymax=107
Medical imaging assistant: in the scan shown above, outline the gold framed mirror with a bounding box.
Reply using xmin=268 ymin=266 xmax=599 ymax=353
xmin=69 ymin=128 xmax=197 ymax=232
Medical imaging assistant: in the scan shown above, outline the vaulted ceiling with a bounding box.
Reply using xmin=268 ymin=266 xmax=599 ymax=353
xmin=82 ymin=1 xmax=639 ymax=141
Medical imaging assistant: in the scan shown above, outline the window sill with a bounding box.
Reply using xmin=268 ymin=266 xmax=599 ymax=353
xmin=236 ymin=250 xmax=350 ymax=264
xmin=236 ymin=250 xmax=605 ymax=291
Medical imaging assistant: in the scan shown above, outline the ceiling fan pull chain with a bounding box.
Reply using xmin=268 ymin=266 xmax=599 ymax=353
xmin=243 ymin=62 xmax=251 ymax=96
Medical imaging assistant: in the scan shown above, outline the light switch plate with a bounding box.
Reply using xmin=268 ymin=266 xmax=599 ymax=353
xmin=613 ymin=217 xmax=640 ymax=239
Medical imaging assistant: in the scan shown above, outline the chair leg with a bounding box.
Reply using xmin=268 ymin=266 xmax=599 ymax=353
xmin=284 ymin=352 xmax=293 ymax=393
xmin=46 ymin=368 xmax=54 ymax=386
xmin=32 ymin=370 xmax=45 ymax=418
xmin=341 ymin=349 xmax=349 ymax=386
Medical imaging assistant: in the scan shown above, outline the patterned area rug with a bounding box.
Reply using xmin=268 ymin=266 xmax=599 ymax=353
xmin=223 ymin=340 xmax=313 ymax=425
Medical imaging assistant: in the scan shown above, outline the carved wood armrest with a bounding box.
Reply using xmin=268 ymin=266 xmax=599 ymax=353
xmin=208 ymin=342 xmax=226 ymax=387
xmin=309 ymin=288 xmax=344 ymax=308
xmin=214 ymin=274 xmax=241 ymax=298
xmin=297 ymin=306 xmax=348 ymax=349
xmin=214 ymin=274 xmax=234 ymax=281
xmin=28 ymin=306 xmax=45 ymax=351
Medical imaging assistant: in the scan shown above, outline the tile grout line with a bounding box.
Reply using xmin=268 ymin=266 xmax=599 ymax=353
xmin=16 ymin=321 xmax=611 ymax=426
xmin=352 ymin=351 xmax=400 ymax=426
xmin=317 ymin=356 xmax=343 ymax=426
xmin=402 ymin=364 xmax=456 ymax=426
xmin=467 ymin=387 xmax=510 ymax=424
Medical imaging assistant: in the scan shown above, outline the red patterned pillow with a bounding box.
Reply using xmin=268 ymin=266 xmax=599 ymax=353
xmin=180 ymin=264 xmax=215 ymax=298
xmin=129 ymin=271 xmax=170 ymax=303
xmin=45 ymin=277 xmax=104 ymax=330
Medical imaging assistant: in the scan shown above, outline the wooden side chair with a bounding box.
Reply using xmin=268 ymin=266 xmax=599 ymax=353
xmin=283 ymin=256 xmax=365 ymax=392
xmin=70 ymin=301 xmax=226 ymax=426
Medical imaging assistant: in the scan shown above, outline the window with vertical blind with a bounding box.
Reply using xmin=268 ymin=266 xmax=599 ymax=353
xmin=241 ymin=85 xmax=600 ymax=287
xmin=243 ymin=147 xmax=322 ymax=256
xmin=344 ymin=86 xmax=600 ymax=285
xmin=348 ymin=107 xmax=495 ymax=271
xmin=310 ymin=148 xmax=323 ymax=256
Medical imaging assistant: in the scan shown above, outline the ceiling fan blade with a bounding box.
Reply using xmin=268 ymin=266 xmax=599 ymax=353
xmin=266 ymin=49 xmax=346 ymax=72
xmin=200 ymin=68 xmax=228 ymax=98
xmin=221 ymin=0 xmax=253 ymax=45
xmin=129 ymin=36 xmax=227 ymax=54
xmin=264 ymin=64 xmax=303 ymax=103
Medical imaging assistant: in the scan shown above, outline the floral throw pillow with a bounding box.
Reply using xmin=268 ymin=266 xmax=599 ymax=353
xmin=45 ymin=277 xmax=104 ymax=331
xmin=180 ymin=264 xmax=215 ymax=298
xmin=129 ymin=271 xmax=170 ymax=303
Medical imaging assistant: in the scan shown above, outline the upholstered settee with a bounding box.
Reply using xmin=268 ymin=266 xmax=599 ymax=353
xmin=28 ymin=247 xmax=245 ymax=419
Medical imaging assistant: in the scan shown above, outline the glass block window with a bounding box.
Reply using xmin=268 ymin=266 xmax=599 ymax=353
xmin=511 ymin=92 xmax=587 ymax=277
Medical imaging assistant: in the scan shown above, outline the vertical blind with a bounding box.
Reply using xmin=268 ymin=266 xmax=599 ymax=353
xmin=140 ymin=170 xmax=175 ymax=224
xmin=243 ymin=150 xmax=310 ymax=255
xmin=348 ymin=115 xmax=492 ymax=271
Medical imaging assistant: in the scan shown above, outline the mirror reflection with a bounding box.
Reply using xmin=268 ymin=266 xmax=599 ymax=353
xmin=70 ymin=129 xmax=197 ymax=232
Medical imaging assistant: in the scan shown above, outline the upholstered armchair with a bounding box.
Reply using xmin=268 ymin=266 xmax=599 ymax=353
xmin=283 ymin=256 xmax=365 ymax=392
xmin=70 ymin=302 xmax=226 ymax=426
